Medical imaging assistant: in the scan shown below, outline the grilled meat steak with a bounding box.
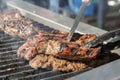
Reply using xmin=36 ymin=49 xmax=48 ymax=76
xmin=46 ymin=40 xmax=100 ymax=61
xmin=0 ymin=9 xmax=23 ymax=21
xmin=0 ymin=9 xmax=22 ymax=31
xmin=29 ymin=53 xmax=110 ymax=72
xmin=0 ymin=18 xmax=39 ymax=38
xmin=17 ymin=32 xmax=68 ymax=60
xmin=17 ymin=33 xmax=97 ymax=61
xmin=29 ymin=54 xmax=87 ymax=72
xmin=76 ymin=34 xmax=96 ymax=46
xmin=0 ymin=9 xmax=44 ymax=38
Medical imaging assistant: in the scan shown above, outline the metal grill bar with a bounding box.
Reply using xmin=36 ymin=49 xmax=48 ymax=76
xmin=0 ymin=58 xmax=22 ymax=65
xmin=16 ymin=71 xmax=62 ymax=80
xmin=0 ymin=50 xmax=17 ymax=55
xmin=0 ymin=54 xmax=17 ymax=60
xmin=42 ymin=68 xmax=91 ymax=80
xmin=0 ymin=41 xmax=25 ymax=48
xmin=0 ymin=62 xmax=25 ymax=70
xmin=0 ymin=39 xmax=24 ymax=43
xmin=0 ymin=36 xmax=15 ymax=40
xmin=7 ymin=69 xmax=40 ymax=80
xmin=0 ymin=64 xmax=29 ymax=75
xmin=0 ymin=46 xmax=18 ymax=51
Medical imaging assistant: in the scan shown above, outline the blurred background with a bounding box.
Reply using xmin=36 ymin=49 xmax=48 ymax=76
xmin=0 ymin=0 xmax=120 ymax=31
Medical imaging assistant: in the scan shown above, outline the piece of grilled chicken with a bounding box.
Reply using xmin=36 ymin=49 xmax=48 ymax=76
xmin=17 ymin=32 xmax=98 ymax=61
xmin=29 ymin=52 xmax=110 ymax=72
xmin=29 ymin=54 xmax=87 ymax=72
xmin=46 ymin=40 xmax=100 ymax=61
xmin=0 ymin=9 xmax=51 ymax=38
xmin=17 ymin=32 xmax=68 ymax=60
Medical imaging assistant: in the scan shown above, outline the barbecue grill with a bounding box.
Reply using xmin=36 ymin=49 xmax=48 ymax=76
xmin=0 ymin=0 xmax=120 ymax=80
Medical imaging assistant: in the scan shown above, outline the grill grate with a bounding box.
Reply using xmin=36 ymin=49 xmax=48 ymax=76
xmin=0 ymin=31 xmax=90 ymax=80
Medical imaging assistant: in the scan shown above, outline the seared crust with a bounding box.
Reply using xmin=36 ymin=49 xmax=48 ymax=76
xmin=46 ymin=40 xmax=100 ymax=61
xmin=18 ymin=33 xmax=99 ymax=61
xmin=17 ymin=32 xmax=68 ymax=60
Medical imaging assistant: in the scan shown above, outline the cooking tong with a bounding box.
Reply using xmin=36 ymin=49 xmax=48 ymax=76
xmin=85 ymin=28 xmax=120 ymax=49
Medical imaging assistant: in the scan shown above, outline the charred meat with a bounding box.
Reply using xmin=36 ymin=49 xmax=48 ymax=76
xmin=17 ymin=33 xmax=98 ymax=61
xmin=46 ymin=40 xmax=100 ymax=61
xmin=0 ymin=18 xmax=40 ymax=38
xmin=0 ymin=9 xmax=45 ymax=38
xmin=0 ymin=9 xmax=23 ymax=21
xmin=29 ymin=54 xmax=87 ymax=72
xmin=29 ymin=53 xmax=110 ymax=72
xmin=17 ymin=32 xmax=68 ymax=60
